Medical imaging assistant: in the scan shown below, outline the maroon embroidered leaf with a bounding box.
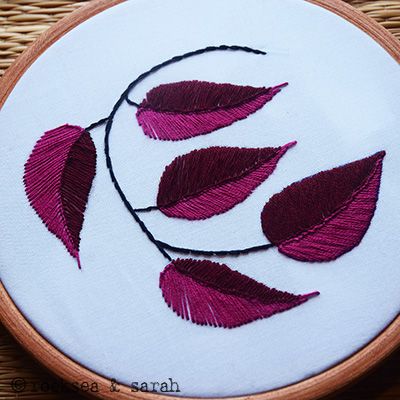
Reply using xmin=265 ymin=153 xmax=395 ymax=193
xmin=24 ymin=124 xmax=96 ymax=268
xmin=136 ymin=80 xmax=288 ymax=140
xmin=160 ymin=258 xmax=319 ymax=328
xmin=261 ymin=151 xmax=385 ymax=262
xmin=157 ymin=142 xmax=295 ymax=220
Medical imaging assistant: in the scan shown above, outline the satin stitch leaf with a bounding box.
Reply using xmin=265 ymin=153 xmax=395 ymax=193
xmin=24 ymin=124 xmax=96 ymax=268
xmin=160 ymin=258 xmax=319 ymax=328
xmin=157 ymin=142 xmax=295 ymax=220
xmin=136 ymin=80 xmax=287 ymax=140
xmin=261 ymin=151 xmax=385 ymax=262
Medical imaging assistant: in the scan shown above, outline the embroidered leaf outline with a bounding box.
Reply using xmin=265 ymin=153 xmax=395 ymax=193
xmin=24 ymin=124 xmax=96 ymax=268
xmin=157 ymin=142 xmax=296 ymax=220
xmin=136 ymin=80 xmax=288 ymax=140
xmin=261 ymin=151 xmax=385 ymax=262
xmin=160 ymin=258 xmax=319 ymax=328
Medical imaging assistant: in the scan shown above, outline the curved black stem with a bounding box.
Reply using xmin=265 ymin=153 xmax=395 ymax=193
xmin=156 ymin=241 xmax=275 ymax=257
xmin=105 ymin=108 xmax=172 ymax=261
xmin=124 ymin=45 xmax=266 ymax=106
xmin=104 ymin=45 xmax=266 ymax=261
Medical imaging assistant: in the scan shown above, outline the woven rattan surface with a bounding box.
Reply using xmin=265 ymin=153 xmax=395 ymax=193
xmin=1 ymin=1 xmax=400 ymax=75
xmin=0 ymin=1 xmax=399 ymax=399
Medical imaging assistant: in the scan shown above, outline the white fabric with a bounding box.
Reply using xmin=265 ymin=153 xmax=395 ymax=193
xmin=0 ymin=0 xmax=399 ymax=397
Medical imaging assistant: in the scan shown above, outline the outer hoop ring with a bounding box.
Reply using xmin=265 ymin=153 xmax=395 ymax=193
xmin=1 ymin=1 xmax=399 ymax=399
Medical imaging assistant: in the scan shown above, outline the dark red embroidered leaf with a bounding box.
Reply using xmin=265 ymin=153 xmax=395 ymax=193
xmin=160 ymin=258 xmax=319 ymax=328
xmin=157 ymin=142 xmax=295 ymax=220
xmin=261 ymin=151 xmax=385 ymax=262
xmin=24 ymin=124 xmax=96 ymax=268
xmin=136 ymin=80 xmax=287 ymax=140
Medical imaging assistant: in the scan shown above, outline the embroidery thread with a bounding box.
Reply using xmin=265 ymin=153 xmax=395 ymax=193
xmin=24 ymin=124 xmax=96 ymax=268
xmin=160 ymin=258 xmax=319 ymax=328
xmin=154 ymin=143 xmax=295 ymax=220
xmin=261 ymin=151 xmax=385 ymax=262
xmin=136 ymin=81 xmax=287 ymax=140
xmin=103 ymin=45 xmax=270 ymax=263
xmin=23 ymin=44 xmax=386 ymax=328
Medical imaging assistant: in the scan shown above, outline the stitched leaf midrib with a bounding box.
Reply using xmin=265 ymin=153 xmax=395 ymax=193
xmin=175 ymin=264 xmax=289 ymax=303
xmin=140 ymin=88 xmax=269 ymax=115
xmin=160 ymin=150 xmax=278 ymax=209
xmin=59 ymin=134 xmax=88 ymax=251
xmin=281 ymin=161 xmax=380 ymax=245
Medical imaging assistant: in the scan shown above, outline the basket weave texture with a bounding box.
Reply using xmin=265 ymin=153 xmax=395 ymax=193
xmin=0 ymin=0 xmax=89 ymax=75
xmin=0 ymin=1 xmax=399 ymax=400
xmin=0 ymin=0 xmax=400 ymax=76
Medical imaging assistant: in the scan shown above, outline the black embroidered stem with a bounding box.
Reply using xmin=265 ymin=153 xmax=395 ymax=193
xmin=156 ymin=241 xmax=275 ymax=257
xmin=85 ymin=117 xmax=109 ymax=132
xmin=134 ymin=206 xmax=159 ymax=212
xmin=125 ymin=45 xmax=266 ymax=106
xmin=126 ymin=100 xmax=141 ymax=107
xmin=105 ymin=45 xmax=266 ymax=261
xmin=105 ymin=111 xmax=172 ymax=261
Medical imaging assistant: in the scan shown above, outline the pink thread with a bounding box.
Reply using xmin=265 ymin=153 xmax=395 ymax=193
xmin=278 ymin=158 xmax=383 ymax=261
xmin=24 ymin=124 xmax=96 ymax=267
xmin=160 ymin=142 xmax=295 ymax=220
xmin=160 ymin=258 xmax=319 ymax=328
xmin=136 ymin=82 xmax=287 ymax=141
xmin=262 ymin=151 xmax=385 ymax=247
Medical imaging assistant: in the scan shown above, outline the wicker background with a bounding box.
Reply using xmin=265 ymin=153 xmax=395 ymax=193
xmin=0 ymin=1 xmax=400 ymax=399
xmin=1 ymin=0 xmax=400 ymax=75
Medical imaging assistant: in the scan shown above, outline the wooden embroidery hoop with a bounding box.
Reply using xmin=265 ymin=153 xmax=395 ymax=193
xmin=0 ymin=0 xmax=399 ymax=398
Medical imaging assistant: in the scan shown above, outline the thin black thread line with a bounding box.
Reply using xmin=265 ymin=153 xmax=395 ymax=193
xmin=156 ymin=241 xmax=275 ymax=257
xmin=134 ymin=205 xmax=159 ymax=212
xmin=85 ymin=116 xmax=109 ymax=132
xmin=105 ymin=45 xmax=267 ymax=261
xmin=124 ymin=45 xmax=266 ymax=106
xmin=126 ymin=99 xmax=140 ymax=107
xmin=105 ymin=98 xmax=172 ymax=260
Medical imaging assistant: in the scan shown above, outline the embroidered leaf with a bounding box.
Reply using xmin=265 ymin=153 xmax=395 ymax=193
xmin=261 ymin=151 xmax=385 ymax=262
xmin=24 ymin=124 xmax=96 ymax=268
xmin=136 ymin=80 xmax=287 ymax=140
xmin=160 ymin=258 xmax=319 ymax=328
xmin=157 ymin=142 xmax=295 ymax=220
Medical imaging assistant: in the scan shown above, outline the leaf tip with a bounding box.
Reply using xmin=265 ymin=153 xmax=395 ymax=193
xmin=76 ymin=254 xmax=82 ymax=270
xmin=282 ymin=140 xmax=297 ymax=151
xmin=275 ymin=140 xmax=297 ymax=160
xmin=374 ymin=150 xmax=386 ymax=160
xmin=271 ymin=82 xmax=289 ymax=94
xmin=302 ymin=291 xmax=320 ymax=300
xmin=277 ymin=82 xmax=289 ymax=89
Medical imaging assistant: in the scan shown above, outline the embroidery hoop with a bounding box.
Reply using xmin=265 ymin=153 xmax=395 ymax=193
xmin=0 ymin=0 xmax=399 ymax=398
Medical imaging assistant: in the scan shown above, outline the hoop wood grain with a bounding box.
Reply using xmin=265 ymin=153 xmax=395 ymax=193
xmin=0 ymin=0 xmax=399 ymax=399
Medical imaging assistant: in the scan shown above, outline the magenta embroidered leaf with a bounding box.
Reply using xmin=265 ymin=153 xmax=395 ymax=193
xmin=136 ymin=80 xmax=288 ymax=140
xmin=261 ymin=151 xmax=385 ymax=262
xmin=157 ymin=142 xmax=295 ymax=220
xmin=160 ymin=258 xmax=319 ymax=328
xmin=24 ymin=124 xmax=96 ymax=268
